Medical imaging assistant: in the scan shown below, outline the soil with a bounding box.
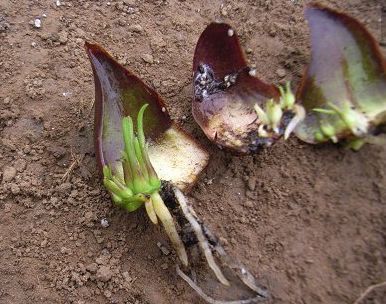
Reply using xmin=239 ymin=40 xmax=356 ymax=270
xmin=0 ymin=0 xmax=385 ymax=304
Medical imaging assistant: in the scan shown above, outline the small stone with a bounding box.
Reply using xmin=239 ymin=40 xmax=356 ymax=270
xmin=219 ymin=236 xmax=229 ymax=246
xmin=14 ymin=159 xmax=27 ymax=172
xmin=118 ymin=19 xmax=126 ymax=26
xmin=230 ymin=237 xmax=236 ymax=245
xmin=150 ymin=35 xmax=166 ymax=49
xmin=122 ymin=271 xmax=132 ymax=282
xmin=56 ymin=182 xmax=72 ymax=193
xmin=100 ymin=218 xmax=109 ymax=228
xmin=240 ymin=216 xmax=247 ymax=224
xmin=160 ymin=263 xmax=168 ymax=270
xmin=4 ymin=203 xmax=12 ymax=213
xmin=128 ymin=24 xmax=143 ymax=33
xmin=123 ymin=0 xmax=136 ymax=5
xmin=0 ymin=17 xmax=10 ymax=32
xmin=47 ymin=146 xmax=66 ymax=159
xmin=3 ymin=97 xmax=10 ymax=104
xmin=86 ymin=263 xmax=98 ymax=273
xmin=305 ymin=258 xmax=314 ymax=264
xmin=2 ymin=166 xmax=17 ymax=182
xmin=34 ymin=18 xmax=41 ymax=28
xmin=84 ymin=211 xmax=95 ymax=223
xmin=60 ymin=246 xmax=72 ymax=255
xmin=141 ymin=54 xmax=154 ymax=64
xmin=205 ymin=178 xmax=213 ymax=185
xmin=276 ymin=68 xmax=286 ymax=78
xmin=103 ymin=290 xmax=112 ymax=298
xmin=244 ymin=200 xmax=254 ymax=208
xmin=96 ymin=266 xmax=113 ymax=282
xmin=10 ymin=183 xmax=20 ymax=195
xmin=24 ymin=145 xmax=31 ymax=154
xmin=157 ymin=242 xmax=170 ymax=256
xmin=50 ymin=197 xmax=61 ymax=208
xmin=247 ymin=176 xmax=256 ymax=191
xmin=58 ymin=31 xmax=68 ymax=44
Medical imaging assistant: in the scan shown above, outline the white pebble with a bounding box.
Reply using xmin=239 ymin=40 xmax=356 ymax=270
xmin=34 ymin=18 xmax=41 ymax=28
xmin=248 ymin=69 xmax=256 ymax=77
xmin=56 ymin=0 xmax=61 ymax=6
xmin=101 ymin=218 xmax=109 ymax=228
xmin=227 ymin=28 xmax=234 ymax=37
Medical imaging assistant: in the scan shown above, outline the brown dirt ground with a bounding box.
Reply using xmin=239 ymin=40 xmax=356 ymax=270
xmin=1 ymin=0 xmax=385 ymax=303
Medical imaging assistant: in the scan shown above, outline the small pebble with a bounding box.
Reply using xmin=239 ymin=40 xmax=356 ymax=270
xmin=103 ymin=290 xmax=112 ymax=298
xmin=247 ymin=176 xmax=257 ymax=191
xmin=58 ymin=31 xmax=68 ymax=44
xmin=10 ymin=183 xmax=20 ymax=195
xmin=219 ymin=236 xmax=229 ymax=246
xmin=122 ymin=271 xmax=132 ymax=282
xmin=244 ymin=200 xmax=254 ymax=208
xmin=34 ymin=18 xmax=41 ymax=28
xmin=86 ymin=263 xmax=98 ymax=273
xmin=157 ymin=242 xmax=170 ymax=256
xmin=141 ymin=54 xmax=154 ymax=64
xmin=101 ymin=218 xmax=109 ymax=228
xmin=276 ymin=68 xmax=287 ymax=78
xmin=129 ymin=24 xmax=143 ymax=33
xmin=14 ymin=159 xmax=27 ymax=172
xmin=2 ymin=166 xmax=17 ymax=182
xmin=96 ymin=265 xmax=113 ymax=282
xmin=248 ymin=69 xmax=256 ymax=77
xmin=4 ymin=203 xmax=12 ymax=213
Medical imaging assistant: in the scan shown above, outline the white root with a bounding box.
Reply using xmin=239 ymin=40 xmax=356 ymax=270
xmin=353 ymin=281 xmax=386 ymax=304
xmin=173 ymin=187 xmax=230 ymax=286
xmin=173 ymin=186 xmax=268 ymax=298
xmin=176 ymin=265 xmax=264 ymax=304
xmin=151 ymin=192 xmax=188 ymax=266
xmin=365 ymin=134 xmax=386 ymax=145
xmin=207 ymin=232 xmax=268 ymax=297
xmin=284 ymin=104 xmax=305 ymax=140
xmin=145 ymin=198 xmax=158 ymax=225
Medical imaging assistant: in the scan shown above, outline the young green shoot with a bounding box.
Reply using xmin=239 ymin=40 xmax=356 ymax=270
xmin=254 ymin=82 xmax=305 ymax=140
xmin=102 ymin=104 xmax=188 ymax=266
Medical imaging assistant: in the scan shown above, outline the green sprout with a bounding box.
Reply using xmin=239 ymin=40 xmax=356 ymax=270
xmin=254 ymin=81 xmax=305 ymax=140
xmin=313 ymin=101 xmax=369 ymax=143
xmin=103 ymin=104 xmax=188 ymax=266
